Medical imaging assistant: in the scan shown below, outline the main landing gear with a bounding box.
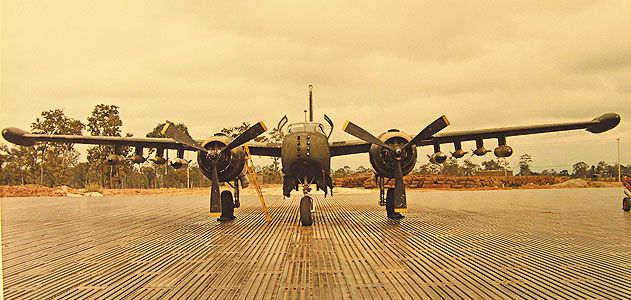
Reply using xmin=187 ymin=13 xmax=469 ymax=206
xmin=385 ymin=188 xmax=404 ymax=220
xmin=218 ymin=191 xmax=236 ymax=221
xmin=216 ymin=179 xmax=241 ymax=222
xmin=378 ymin=176 xmax=404 ymax=220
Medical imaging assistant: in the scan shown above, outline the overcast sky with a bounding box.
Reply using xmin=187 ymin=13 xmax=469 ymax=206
xmin=1 ymin=1 xmax=629 ymax=172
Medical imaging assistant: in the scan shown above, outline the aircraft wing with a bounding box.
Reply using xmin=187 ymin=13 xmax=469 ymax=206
xmin=330 ymin=113 xmax=620 ymax=156
xmin=417 ymin=113 xmax=620 ymax=146
xmin=2 ymin=127 xmax=194 ymax=150
xmin=330 ymin=140 xmax=371 ymax=157
xmin=2 ymin=127 xmax=284 ymax=156
xmin=246 ymin=141 xmax=282 ymax=157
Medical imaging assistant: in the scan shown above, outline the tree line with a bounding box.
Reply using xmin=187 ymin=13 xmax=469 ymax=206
xmin=0 ymin=105 xmax=285 ymax=189
xmin=1 ymin=105 xmax=627 ymax=188
xmin=333 ymin=154 xmax=629 ymax=179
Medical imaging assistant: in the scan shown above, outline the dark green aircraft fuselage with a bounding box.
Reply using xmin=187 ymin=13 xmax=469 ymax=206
xmin=281 ymin=122 xmax=332 ymax=197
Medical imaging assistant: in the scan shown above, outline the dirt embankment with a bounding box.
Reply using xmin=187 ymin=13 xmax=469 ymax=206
xmin=333 ymin=174 xmax=620 ymax=190
xmin=1 ymin=177 xmax=620 ymax=198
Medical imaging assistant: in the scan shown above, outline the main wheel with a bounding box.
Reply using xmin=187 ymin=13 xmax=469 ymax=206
xmin=300 ymin=196 xmax=313 ymax=226
xmin=623 ymin=197 xmax=631 ymax=212
xmin=219 ymin=190 xmax=235 ymax=221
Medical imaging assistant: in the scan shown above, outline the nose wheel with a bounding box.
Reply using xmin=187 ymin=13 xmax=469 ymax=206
xmin=300 ymin=196 xmax=313 ymax=226
xmin=623 ymin=197 xmax=630 ymax=212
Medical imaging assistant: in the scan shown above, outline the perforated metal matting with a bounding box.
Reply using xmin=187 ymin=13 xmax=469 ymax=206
xmin=2 ymin=188 xmax=630 ymax=299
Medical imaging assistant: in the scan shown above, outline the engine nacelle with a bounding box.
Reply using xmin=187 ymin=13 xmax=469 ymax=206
xmin=106 ymin=154 xmax=126 ymax=165
xmin=170 ymin=158 xmax=189 ymax=169
xmin=429 ymin=152 xmax=448 ymax=164
xmin=198 ymin=133 xmax=247 ymax=182
xmin=494 ymin=145 xmax=513 ymax=158
xmin=473 ymin=147 xmax=490 ymax=156
xmin=368 ymin=130 xmax=417 ymax=178
xmin=129 ymin=155 xmax=146 ymax=164
xmin=452 ymin=149 xmax=467 ymax=158
xmin=149 ymin=156 xmax=167 ymax=165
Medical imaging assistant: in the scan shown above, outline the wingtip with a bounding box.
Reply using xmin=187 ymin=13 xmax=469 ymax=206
xmin=587 ymin=113 xmax=621 ymax=133
xmin=2 ymin=127 xmax=36 ymax=146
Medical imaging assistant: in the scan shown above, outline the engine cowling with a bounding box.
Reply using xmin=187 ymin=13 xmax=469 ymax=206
xmin=369 ymin=130 xmax=417 ymax=178
xmin=494 ymin=145 xmax=513 ymax=158
xmin=106 ymin=154 xmax=126 ymax=165
xmin=170 ymin=158 xmax=189 ymax=169
xmin=429 ymin=152 xmax=447 ymax=164
xmin=197 ymin=133 xmax=247 ymax=182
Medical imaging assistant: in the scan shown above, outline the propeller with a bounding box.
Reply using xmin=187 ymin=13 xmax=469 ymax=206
xmin=343 ymin=116 xmax=449 ymax=213
xmin=161 ymin=123 xmax=208 ymax=153
xmin=342 ymin=121 xmax=393 ymax=150
xmin=161 ymin=121 xmax=267 ymax=216
xmin=221 ymin=121 xmax=267 ymax=154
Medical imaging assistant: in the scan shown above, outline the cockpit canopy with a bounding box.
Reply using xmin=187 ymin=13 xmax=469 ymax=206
xmin=286 ymin=122 xmax=328 ymax=135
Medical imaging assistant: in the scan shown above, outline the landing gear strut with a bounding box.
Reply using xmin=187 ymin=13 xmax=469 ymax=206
xmin=386 ymin=188 xmax=405 ymax=220
xmin=380 ymin=177 xmax=404 ymax=220
xmin=299 ymin=177 xmax=314 ymax=226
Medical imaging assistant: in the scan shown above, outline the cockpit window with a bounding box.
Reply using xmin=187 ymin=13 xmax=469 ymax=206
xmin=286 ymin=123 xmax=327 ymax=134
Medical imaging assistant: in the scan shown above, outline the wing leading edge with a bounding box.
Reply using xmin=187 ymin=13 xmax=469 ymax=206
xmin=329 ymin=113 xmax=620 ymax=156
xmin=1 ymin=127 xmax=283 ymax=157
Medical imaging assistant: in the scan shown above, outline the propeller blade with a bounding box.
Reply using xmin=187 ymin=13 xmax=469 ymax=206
xmin=393 ymin=159 xmax=407 ymax=213
xmin=342 ymin=121 xmax=393 ymax=150
xmin=222 ymin=121 xmax=268 ymax=152
xmin=209 ymin=163 xmax=221 ymax=216
xmin=404 ymin=115 xmax=450 ymax=149
xmin=161 ymin=122 xmax=208 ymax=153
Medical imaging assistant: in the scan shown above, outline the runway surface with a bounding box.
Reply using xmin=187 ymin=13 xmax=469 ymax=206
xmin=2 ymin=187 xmax=631 ymax=299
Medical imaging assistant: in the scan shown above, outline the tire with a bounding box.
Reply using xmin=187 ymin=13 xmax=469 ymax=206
xmin=300 ymin=196 xmax=313 ymax=226
xmin=623 ymin=197 xmax=631 ymax=212
xmin=219 ymin=190 xmax=235 ymax=221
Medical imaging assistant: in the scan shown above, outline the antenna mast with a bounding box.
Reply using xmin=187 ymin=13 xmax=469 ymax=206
xmin=308 ymin=84 xmax=313 ymax=122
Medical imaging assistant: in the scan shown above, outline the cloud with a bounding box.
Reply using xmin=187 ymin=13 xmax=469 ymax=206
xmin=1 ymin=0 xmax=629 ymax=171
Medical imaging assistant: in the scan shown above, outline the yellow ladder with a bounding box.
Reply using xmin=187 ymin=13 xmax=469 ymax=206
xmin=244 ymin=145 xmax=271 ymax=223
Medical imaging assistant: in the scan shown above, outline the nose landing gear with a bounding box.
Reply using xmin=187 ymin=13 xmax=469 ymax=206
xmin=300 ymin=196 xmax=313 ymax=226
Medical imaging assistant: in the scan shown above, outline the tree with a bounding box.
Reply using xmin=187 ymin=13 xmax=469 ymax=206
xmin=518 ymin=154 xmax=532 ymax=176
xmin=332 ymin=166 xmax=352 ymax=178
xmin=86 ymin=104 xmax=124 ymax=188
xmin=481 ymin=159 xmax=502 ymax=171
xmin=440 ymin=158 xmax=460 ymax=176
xmin=30 ymin=109 xmax=84 ymax=186
xmin=572 ymin=162 xmax=589 ymax=178
xmin=460 ymin=159 xmax=481 ymax=176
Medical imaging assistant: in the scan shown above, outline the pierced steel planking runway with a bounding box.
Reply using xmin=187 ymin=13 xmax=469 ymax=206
xmin=2 ymin=188 xmax=631 ymax=299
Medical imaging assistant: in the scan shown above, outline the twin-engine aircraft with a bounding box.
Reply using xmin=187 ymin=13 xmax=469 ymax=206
xmin=2 ymin=87 xmax=621 ymax=226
